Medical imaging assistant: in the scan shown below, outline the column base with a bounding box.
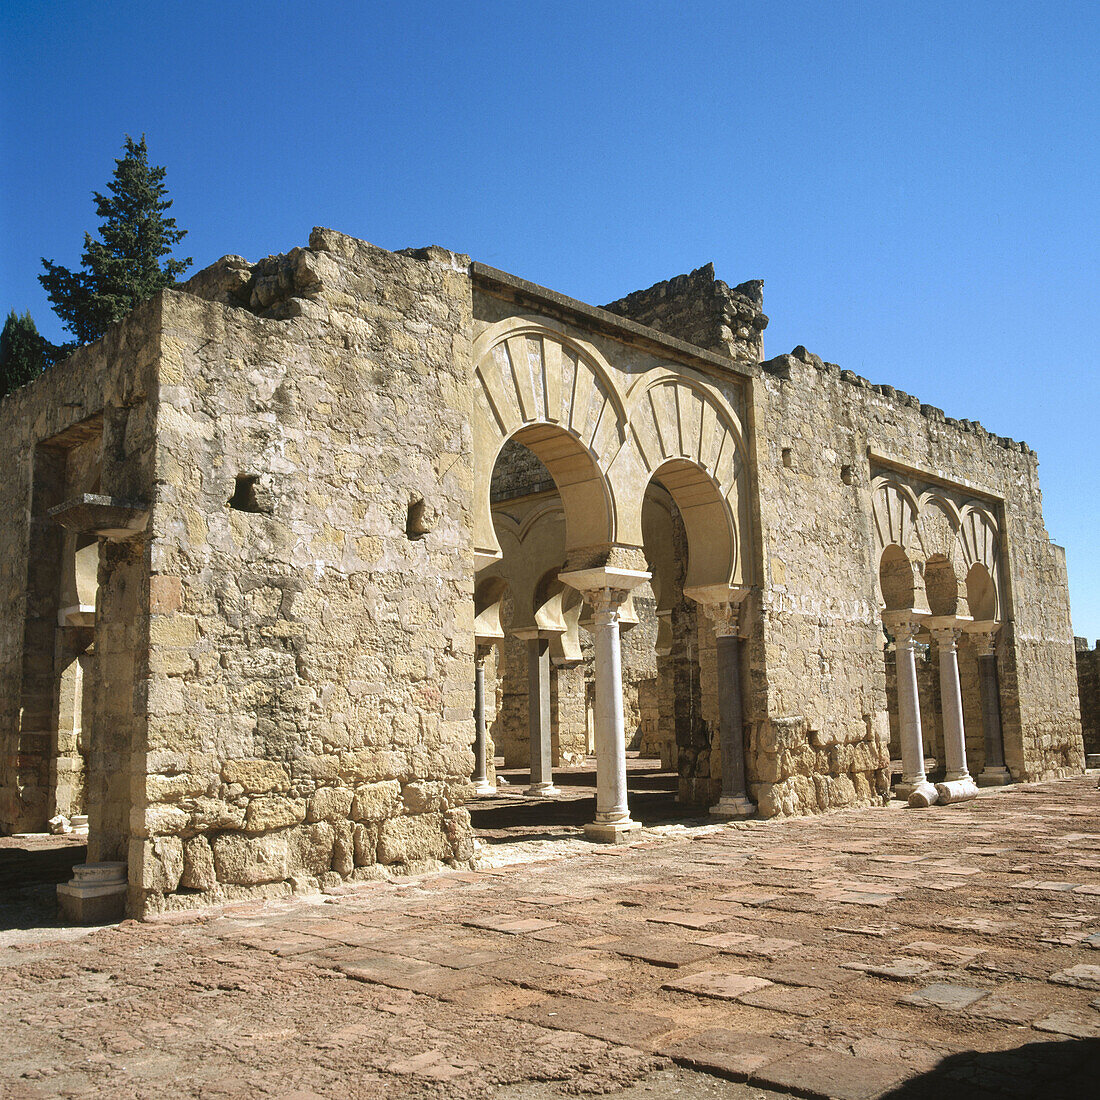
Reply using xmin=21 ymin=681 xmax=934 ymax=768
xmin=906 ymin=780 xmax=939 ymax=808
xmin=710 ymin=795 xmax=755 ymax=818
xmin=524 ymin=783 xmax=560 ymax=797
xmin=57 ymin=862 xmax=127 ymax=924
xmin=471 ymin=778 xmax=496 ymax=795
xmin=976 ymin=766 xmax=1012 ymax=788
xmin=935 ymin=777 xmax=979 ymax=804
xmin=584 ymin=820 xmax=638 ymax=844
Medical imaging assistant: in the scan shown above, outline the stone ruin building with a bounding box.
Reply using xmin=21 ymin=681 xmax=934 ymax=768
xmin=0 ymin=228 xmax=1085 ymax=920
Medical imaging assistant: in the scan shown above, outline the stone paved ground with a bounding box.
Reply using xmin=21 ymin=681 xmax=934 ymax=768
xmin=2 ymin=775 xmax=1098 ymax=1100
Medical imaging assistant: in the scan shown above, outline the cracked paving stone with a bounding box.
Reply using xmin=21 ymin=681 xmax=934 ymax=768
xmin=1048 ymin=964 xmax=1100 ymax=990
xmin=657 ymin=1029 xmax=806 ymax=1079
xmin=662 ymin=970 xmax=773 ymax=1001
xmin=507 ymin=996 xmax=673 ymax=1045
xmin=753 ymin=1045 xmax=912 ymax=1100
xmin=1032 ymin=1011 xmax=1100 ymax=1039
xmin=841 ymin=957 xmax=934 ymax=981
xmin=899 ymin=983 xmax=990 ymax=1010
xmin=610 ymin=937 xmax=720 ymax=968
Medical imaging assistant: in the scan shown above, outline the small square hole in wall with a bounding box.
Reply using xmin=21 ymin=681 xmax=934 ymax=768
xmin=406 ymin=497 xmax=430 ymax=540
xmin=781 ymin=447 xmax=793 ymax=468
xmin=841 ymin=464 xmax=854 ymax=485
xmin=229 ymin=474 xmax=263 ymax=513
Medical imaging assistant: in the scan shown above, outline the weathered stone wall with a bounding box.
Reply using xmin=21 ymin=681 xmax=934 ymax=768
xmin=603 ymin=264 xmax=768 ymax=364
xmin=0 ymin=305 xmax=159 ymax=849
xmin=134 ymin=230 xmax=478 ymax=914
xmin=1076 ymin=638 xmax=1100 ymax=756
xmin=750 ymin=347 xmax=1082 ymax=813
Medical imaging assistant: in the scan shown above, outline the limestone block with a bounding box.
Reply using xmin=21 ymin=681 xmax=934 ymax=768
xmin=144 ymin=804 xmax=190 ymax=836
xmin=140 ymin=837 xmax=183 ymax=892
xmin=187 ymin=797 xmax=246 ymax=831
xmin=332 ymin=821 xmax=354 ymax=877
xmin=353 ymin=823 xmax=379 ymax=866
xmin=401 ymin=781 xmax=443 ymax=814
xmin=288 ymin=822 xmax=335 ymax=876
xmin=221 ymin=759 xmax=290 ymax=794
xmin=350 ymin=780 xmax=401 ymax=822
xmin=377 ymin=812 xmax=449 ymax=865
xmin=243 ymin=795 xmax=306 ymax=833
xmin=147 ymin=772 xmax=210 ymax=802
xmin=307 ymin=786 xmax=353 ymax=822
xmin=212 ymin=832 xmax=289 ymax=885
xmin=340 ymin=749 xmax=408 ymax=783
xmin=181 ymin=836 xmax=216 ymax=891
xmin=442 ymin=807 xmax=474 ymax=862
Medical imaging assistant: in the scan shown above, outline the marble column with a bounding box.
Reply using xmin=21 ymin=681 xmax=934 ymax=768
xmin=972 ymin=627 xmax=1012 ymax=787
xmin=930 ymin=621 xmax=979 ymax=803
xmin=885 ymin=614 xmax=938 ymax=808
xmin=559 ymin=567 xmax=651 ymax=843
xmin=471 ymin=645 xmax=495 ymax=794
xmin=521 ymin=634 xmax=558 ymax=796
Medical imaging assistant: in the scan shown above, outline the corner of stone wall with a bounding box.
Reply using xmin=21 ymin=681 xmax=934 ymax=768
xmin=136 ymin=230 xmax=479 ymax=918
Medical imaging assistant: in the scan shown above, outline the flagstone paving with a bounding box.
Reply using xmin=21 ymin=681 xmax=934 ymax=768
xmin=0 ymin=774 xmax=1097 ymax=1098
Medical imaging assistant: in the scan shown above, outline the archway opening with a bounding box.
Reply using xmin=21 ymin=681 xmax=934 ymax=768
xmin=467 ymin=433 xmax=681 ymax=851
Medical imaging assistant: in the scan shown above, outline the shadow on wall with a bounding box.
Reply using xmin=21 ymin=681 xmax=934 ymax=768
xmin=878 ymin=1037 xmax=1097 ymax=1099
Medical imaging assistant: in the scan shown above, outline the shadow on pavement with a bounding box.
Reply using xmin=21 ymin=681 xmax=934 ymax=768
xmin=879 ymin=1037 xmax=1099 ymax=1099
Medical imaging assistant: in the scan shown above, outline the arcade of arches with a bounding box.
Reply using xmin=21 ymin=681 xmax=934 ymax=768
xmin=0 ymin=229 xmax=1084 ymax=918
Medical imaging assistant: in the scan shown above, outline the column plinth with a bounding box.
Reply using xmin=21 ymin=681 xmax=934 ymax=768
xmin=560 ymin=567 xmax=651 ymax=843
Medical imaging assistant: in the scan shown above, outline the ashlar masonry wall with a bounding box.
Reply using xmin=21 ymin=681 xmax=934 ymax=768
xmin=135 ymin=230 xmax=479 ymax=914
xmin=751 ymin=347 xmax=1083 ymax=812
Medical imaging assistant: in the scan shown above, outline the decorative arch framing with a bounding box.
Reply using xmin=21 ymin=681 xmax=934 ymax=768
xmin=615 ymin=372 xmax=754 ymax=589
xmin=871 ymin=474 xmax=1005 ymax=620
xmin=473 ymin=320 xmax=630 ymax=568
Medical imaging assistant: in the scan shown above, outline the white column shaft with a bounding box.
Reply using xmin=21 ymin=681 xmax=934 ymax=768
xmin=936 ymin=633 xmax=970 ymax=781
xmin=593 ymin=609 xmax=630 ymax=824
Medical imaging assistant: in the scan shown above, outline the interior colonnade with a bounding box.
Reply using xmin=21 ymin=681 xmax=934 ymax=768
xmin=469 ymin=318 xmax=757 ymax=838
xmin=874 ymin=475 xmax=1011 ymax=807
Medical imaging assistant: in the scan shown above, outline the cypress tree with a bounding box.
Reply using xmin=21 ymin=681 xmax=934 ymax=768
xmin=0 ymin=311 xmax=51 ymax=398
xmin=40 ymin=135 xmax=191 ymax=345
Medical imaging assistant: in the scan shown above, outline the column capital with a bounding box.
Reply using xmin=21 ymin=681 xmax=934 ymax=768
xmin=559 ymin=567 xmax=651 ymax=621
xmin=882 ymin=611 xmax=924 ymax=644
xmin=964 ymin=620 xmax=1001 ymax=657
xmin=928 ymin=618 xmax=965 ymax=650
xmin=684 ymin=584 xmax=753 ymax=638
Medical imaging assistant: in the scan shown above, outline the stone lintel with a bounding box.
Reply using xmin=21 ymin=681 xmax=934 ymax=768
xmin=49 ymin=494 xmax=149 ymax=540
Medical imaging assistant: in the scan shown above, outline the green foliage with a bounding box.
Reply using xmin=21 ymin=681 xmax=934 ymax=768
xmin=39 ymin=135 xmax=191 ymax=345
xmin=0 ymin=311 xmax=51 ymax=398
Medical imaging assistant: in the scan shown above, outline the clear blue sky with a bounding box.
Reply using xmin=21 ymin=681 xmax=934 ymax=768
xmin=3 ymin=1 xmax=1098 ymax=639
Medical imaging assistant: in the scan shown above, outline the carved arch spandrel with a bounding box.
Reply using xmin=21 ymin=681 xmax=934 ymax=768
xmin=957 ymin=503 xmax=1003 ymax=620
xmin=871 ymin=474 xmax=1005 ymax=620
xmin=612 ymin=373 xmax=753 ymax=588
xmin=871 ymin=476 xmax=921 ymax=559
xmin=473 ymin=320 xmax=629 ymax=568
